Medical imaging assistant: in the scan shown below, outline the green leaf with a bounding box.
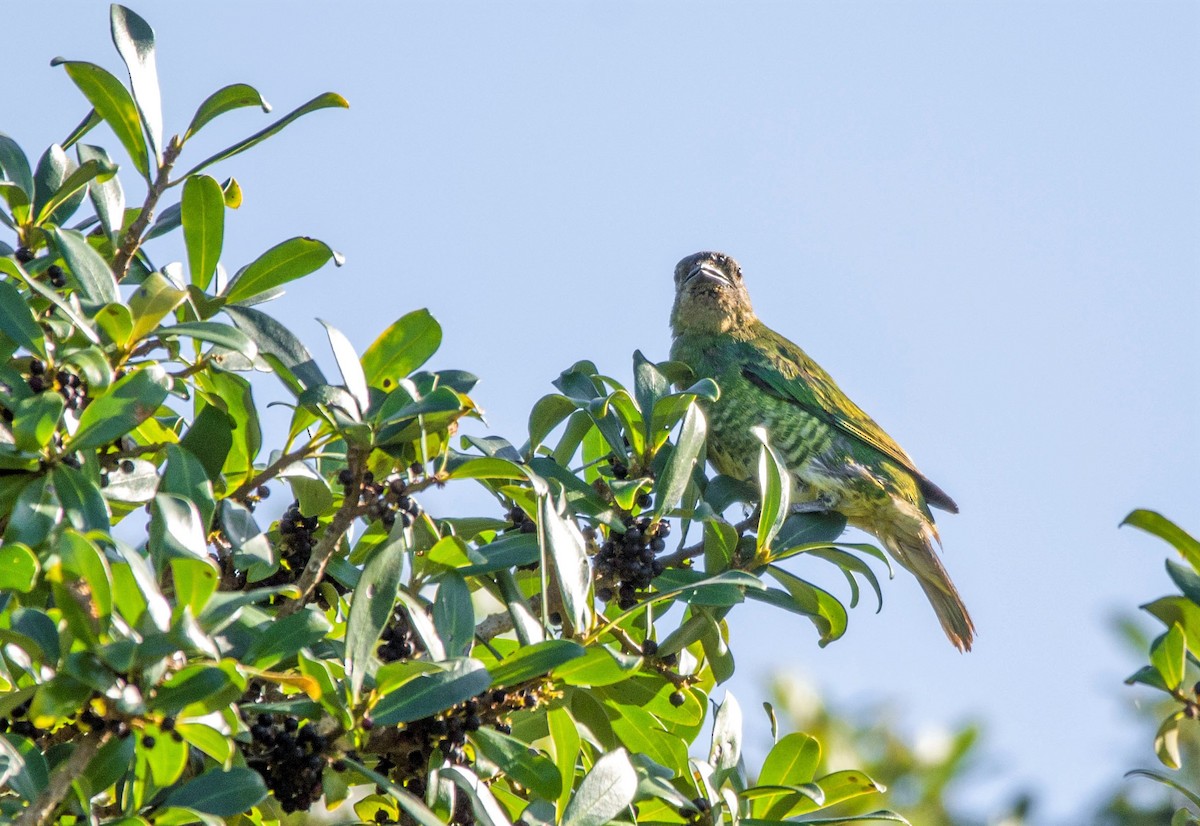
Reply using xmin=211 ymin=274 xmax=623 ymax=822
xmin=152 ymin=663 xmax=242 ymax=717
xmin=50 ymin=227 xmax=119 ymax=307
xmin=788 ymin=769 xmax=887 ymax=816
xmin=345 ymin=759 xmax=445 ymax=826
xmin=0 ymin=542 xmax=39 ymax=592
xmin=61 ymin=109 xmax=103 ymax=152
xmin=752 ymin=732 xmax=822 ymax=817
xmin=225 ymin=304 xmax=326 ymax=393
xmin=171 ymin=557 xmax=219 ymax=618
xmin=70 ymin=364 xmax=169 ymax=452
xmin=155 ymin=321 xmax=257 ymax=360
xmin=181 ymin=175 xmax=224 ymax=289
xmin=433 ymin=572 xmax=474 ymax=659
xmin=547 ymin=706 xmax=581 ymax=814
xmin=489 ymin=640 xmax=586 ymax=687
xmin=753 ymin=426 xmax=791 ymax=555
xmin=32 ymin=144 xmax=72 ymax=226
xmin=1124 ymin=510 xmax=1200 ymax=574
xmin=320 ymin=318 xmax=369 ymax=412
xmin=553 ymin=644 xmax=642 ymax=687
xmin=51 ymin=59 xmax=150 ymax=180
xmin=540 ymin=492 xmax=592 ymax=631
xmin=1151 ymin=623 xmax=1187 ymax=691
xmin=11 ymin=389 xmax=63 ymax=452
xmin=371 ymin=658 xmax=491 ymax=726
xmin=0 ymin=132 xmax=33 ymax=196
xmin=654 ymin=404 xmax=705 ymax=518
xmin=78 ymin=144 xmax=124 ymax=238
xmin=472 ymin=726 xmax=562 ymax=800
xmin=561 ymin=747 xmax=637 ymax=826
xmin=53 ymin=465 xmax=110 ymax=534
xmin=4 ymin=476 xmax=60 ymax=547
xmin=361 ymin=309 xmax=442 ymax=390
xmin=709 ymin=690 xmax=742 ymax=780
xmin=762 ymin=566 xmax=848 ymax=646
xmin=345 ymin=529 xmax=408 ymax=702
xmin=224 ymin=236 xmax=341 ymax=305
xmin=110 ymin=4 xmax=164 ymax=164
xmin=1157 ymin=711 xmax=1185 ymax=769
xmin=163 ymin=766 xmax=267 ymax=816
xmin=178 ymin=92 xmax=349 ymax=179
xmin=243 ymin=607 xmax=331 ymax=669
xmin=34 ymin=157 xmax=117 ymax=226
xmin=128 ymin=270 xmax=188 ymax=344
xmin=184 ymin=83 xmax=272 ymax=140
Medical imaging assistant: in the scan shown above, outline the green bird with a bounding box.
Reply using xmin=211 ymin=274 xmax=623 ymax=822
xmin=670 ymin=251 xmax=975 ymax=651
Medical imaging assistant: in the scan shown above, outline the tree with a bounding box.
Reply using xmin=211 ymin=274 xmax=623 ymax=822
xmin=0 ymin=7 xmax=937 ymax=825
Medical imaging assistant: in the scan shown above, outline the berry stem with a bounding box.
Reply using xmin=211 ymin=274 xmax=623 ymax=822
xmin=656 ymin=515 xmax=756 ymax=570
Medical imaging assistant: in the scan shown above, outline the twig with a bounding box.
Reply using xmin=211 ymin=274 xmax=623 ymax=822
xmin=17 ymin=728 xmax=111 ymax=826
xmin=112 ymin=137 xmax=182 ymax=280
xmin=657 ymin=515 xmax=756 ymax=569
xmin=277 ymin=444 xmax=369 ymax=616
xmin=476 ymin=594 xmax=543 ymax=642
xmin=229 ymin=443 xmax=319 ymax=502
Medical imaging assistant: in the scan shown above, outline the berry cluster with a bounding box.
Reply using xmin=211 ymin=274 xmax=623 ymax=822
xmin=340 ymin=470 xmax=422 ymax=530
xmin=506 ymin=504 xmax=537 ymax=535
xmin=377 ymin=604 xmax=424 ymax=663
xmin=244 ymin=714 xmax=334 ymax=814
xmin=374 ymin=685 xmax=542 ymax=809
xmin=13 ymin=247 xmax=34 ymax=264
xmin=26 ymin=359 xmax=87 ymax=412
xmin=594 ymin=516 xmax=669 ymax=609
xmin=278 ymin=501 xmax=320 ymax=574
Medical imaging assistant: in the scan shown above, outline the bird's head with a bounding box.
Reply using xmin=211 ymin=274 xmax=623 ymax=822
xmin=670 ymin=251 xmax=757 ymax=336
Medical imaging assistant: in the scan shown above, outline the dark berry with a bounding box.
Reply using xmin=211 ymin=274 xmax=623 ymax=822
xmin=642 ymin=640 xmax=658 ymax=656
xmin=361 ymin=715 xmax=374 ymax=731
xmin=636 ymin=492 xmax=653 ymax=509
xmin=338 ymin=468 xmax=354 ymax=486
xmin=332 ymin=759 xmax=347 ymax=772
xmin=161 ymin=716 xmax=175 ymax=732
xmin=28 ymin=375 xmax=44 ymax=393
xmin=29 ymin=359 xmax=44 ymax=375
xmin=284 ymin=716 xmax=298 ymax=732
xmin=256 ymin=485 xmax=270 ymax=499
xmin=520 ymin=520 xmax=536 ymax=534
xmin=14 ymin=247 xmax=33 ymax=264
xmin=120 ymin=459 xmax=135 ymax=473
xmin=650 ymin=537 xmax=665 ymax=552
xmin=669 ymin=691 xmax=686 ymax=707
xmin=142 ymin=734 xmax=156 ymax=748
xmin=389 ymin=478 xmax=406 ymax=495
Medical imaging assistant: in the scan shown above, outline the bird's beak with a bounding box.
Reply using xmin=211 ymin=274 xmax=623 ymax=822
xmin=685 ymin=263 xmax=732 ymax=288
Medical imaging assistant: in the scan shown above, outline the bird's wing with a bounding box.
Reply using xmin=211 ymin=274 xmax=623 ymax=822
xmin=740 ymin=333 xmax=959 ymax=513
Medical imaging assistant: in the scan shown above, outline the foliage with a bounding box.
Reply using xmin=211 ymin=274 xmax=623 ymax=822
xmin=1116 ymin=510 xmax=1200 ymax=825
xmin=0 ymin=7 xmax=915 ymax=825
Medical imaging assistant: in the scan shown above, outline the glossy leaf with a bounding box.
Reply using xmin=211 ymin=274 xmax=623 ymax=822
xmin=128 ymin=270 xmax=188 ymax=343
xmin=489 ymin=640 xmax=586 ymax=687
xmin=178 ymin=92 xmax=349 ymax=179
xmin=69 ymin=364 xmax=169 ymax=452
xmin=78 ymin=143 xmax=124 ymax=237
xmin=184 ymin=83 xmax=272 ymax=140
xmin=0 ymin=278 xmax=45 ymax=358
xmin=361 ymin=309 xmax=442 ymax=390
xmin=472 ymin=726 xmax=562 ymax=800
xmin=1151 ymin=623 xmax=1187 ymax=692
xmin=754 ymin=426 xmax=791 ymax=555
xmin=110 ymin=4 xmax=164 ymax=163
xmin=320 ymin=317 xmax=369 ymax=412
xmin=225 ymin=304 xmax=325 ymax=393
xmin=0 ymin=542 xmax=38 ymax=592
xmin=51 ymin=59 xmax=150 ymax=179
xmin=371 ymin=658 xmax=491 ymax=726
xmin=34 ymin=157 xmax=116 ymax=225
xmin=0 ymin=132 xmax=33 ymax=195
xmin=540 ymin=491 xmax=592 ymax=631
xmin=653 ymin=403 xmax=705 ymax=518
xmin=181 ymin=174 xmax=224 ymax=289
xmin=50 ymin=227 xmax=119 ymax=306
xmin=433 ymin=572 xmax=474 ymax=659
xmin=162 ymin=766 xmax=267 ymax=816
xmin=224 ymin=236 xmax=342 ymax=305
xmin=345 ymin=529 xmax=407 ymax=701
xmin=153 ymin=321 xmax=257 ymax=360
xmin=1124 ymin=509 xmax=1200 ymax=574
xmin=561 ymin=747 xmax=637 ymax=826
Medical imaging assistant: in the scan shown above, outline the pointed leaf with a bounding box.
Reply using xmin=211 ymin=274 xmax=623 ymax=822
xmin=162 ymin=766 xmax=267 ymax=816
xmin=0 ymin=132 xmax=33 ymax=195
xmin=345 ymin=529 xmax=408 ymax=701
xmin=654 ymin=403 xmax=705 ymax=518
xmin=0 ymin=278 xmax=45 ymax=358
xmin=78 ymin=144 xmax=124 ymax=238
xmin=50 ymin=227 xmax=119 ymax=306
xmin=320 ymin=318 xmax=369 ymax=412
xmin=371 ymin=658 xmax=492 ymax=726
xmin=225 ymin=305 xmax=325 ymax=393
xmin=69 ymin=363 xmax=169 ymax=452
xmin=561 ymin=748 xmax=637 ymax=826
xmin=51 ymin=59 xmax=150 ymax=179
xmin=361 ymin=309 xmax=442 ymax=390
xmin=1123 ymin=510 xmax=1200 ymax=574
xmin=184 ymin=83 xmax=272 ymax=140
xmin=111 ymin=4 xmax=164 ymax=163
xmin=753 ymin=426 xmax=790 ymax=554
xmin=35 ymin=157 xmax=116 ymax=226
xmin=178 ymin=92 xmax=349 ymax=180
xmin=433 ymin=571 xmax=474 ymax=659
xmin=224 ymin=236 xmax=341 ymax=305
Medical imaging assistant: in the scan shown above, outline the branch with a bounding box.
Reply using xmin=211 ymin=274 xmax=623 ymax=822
xmin=476 ymin=594 xmax=543 ymax=642
xmin=17 ymin=728 xmax=111 ymax=826
xmin=112 ymin=137 xmax=182 ymax=280
xmin=277 ymin=444 xmax=368 ymax=616
xmin=229 ymin=443 xmax=318 ymax=502
xmin=657 ymin=515 xmax=756 ymax=569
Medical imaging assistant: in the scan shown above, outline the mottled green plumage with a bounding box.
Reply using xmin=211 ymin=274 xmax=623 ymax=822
xmin=670 ymin=251 xmax=975 ymax=651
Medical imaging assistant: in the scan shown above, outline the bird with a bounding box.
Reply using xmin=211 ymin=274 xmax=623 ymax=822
xmin=669 ymin=250 xmax=975 ymax=651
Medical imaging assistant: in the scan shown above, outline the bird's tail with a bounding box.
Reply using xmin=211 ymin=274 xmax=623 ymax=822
xmin=876 ymin=517 xmax=975 ymax=652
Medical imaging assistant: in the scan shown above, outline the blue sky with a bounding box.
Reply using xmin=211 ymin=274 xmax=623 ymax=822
xmin=9 ymin=3 xmax=1200 ymax=821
